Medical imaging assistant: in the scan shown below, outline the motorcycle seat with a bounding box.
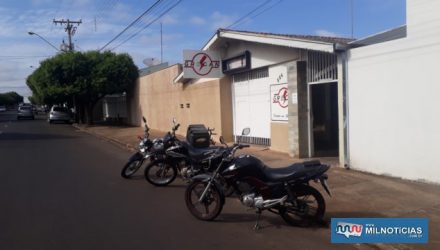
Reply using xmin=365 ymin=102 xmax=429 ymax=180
xmin=263 ymin=160 xmax=324 ymax=182
xmin=181 ymin=142 xmax=223 ymax=162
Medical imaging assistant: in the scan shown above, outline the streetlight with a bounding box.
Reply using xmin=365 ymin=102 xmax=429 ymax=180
xmin=27 ymin=31 xmax=60 ymax=52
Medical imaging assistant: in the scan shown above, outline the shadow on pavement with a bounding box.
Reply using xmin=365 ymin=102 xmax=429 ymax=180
xmin=323 ymin=211 xmax=387 ymax=225
xmin=0 ymin=132 xmax=77 ymax=141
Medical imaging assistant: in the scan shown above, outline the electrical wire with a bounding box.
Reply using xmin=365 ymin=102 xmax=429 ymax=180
xmin=110 ymin=0 xmax=182 ymax=51
xmin=105 ymin=0 xmax=170 ymax=45
xmin=247 ymin=0 xmax=283 ymax=22
xmin=98 ymin=0 xmax=163 ymax=51
xmin=226 ymin=0 xmax=272 ymax=29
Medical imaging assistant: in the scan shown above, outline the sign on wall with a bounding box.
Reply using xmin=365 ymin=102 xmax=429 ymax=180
xmin=183 ymin=50 xmax=223 ymax=78
xmin=271 ymin=83 xmax=288 ymax=121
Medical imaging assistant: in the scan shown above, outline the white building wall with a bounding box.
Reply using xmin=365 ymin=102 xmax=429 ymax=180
xmin=225 ymin=40 xmax=299 ymax=69
xmin=347 ymin=0 xmax=440 ymax=183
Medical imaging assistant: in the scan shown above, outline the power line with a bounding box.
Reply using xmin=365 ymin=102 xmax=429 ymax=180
xmin=248 ymin=0 xmax=283 ymax=22
xmin=109 ymin=0 xmax=182 ymax=51
xmin=104 ymin=0 xmax=168 ymax=46
xmin=226 ymin=0 xmax=272 ymax=29
xmin=99 ymin=0 xmax=163 ymax=51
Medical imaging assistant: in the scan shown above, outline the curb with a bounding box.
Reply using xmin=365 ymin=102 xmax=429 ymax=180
xmin=72 ymin=123 xmax=137 ymax=153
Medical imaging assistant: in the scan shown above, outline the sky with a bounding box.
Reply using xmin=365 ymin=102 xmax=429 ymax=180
xmin=0 ymin=0 xmax=406 ymax=101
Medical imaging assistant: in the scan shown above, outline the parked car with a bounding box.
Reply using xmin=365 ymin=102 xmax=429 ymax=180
xmin=36 ymin=106 xmax=47 ymax=114
xmin=48 ymin=106 xmax=71 ymax=124
xmin=0 ymin=105 xmax=6 ymax=112
xmin=17 ymin=106 xmax=34 ymax=120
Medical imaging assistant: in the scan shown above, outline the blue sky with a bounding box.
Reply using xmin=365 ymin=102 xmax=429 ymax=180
xmin=0 ymin=0 xmax=406 ymax=101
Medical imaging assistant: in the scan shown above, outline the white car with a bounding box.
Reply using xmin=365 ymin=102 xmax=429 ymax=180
xmin=0 ymin=105 xmax=6 ymax=112
xmin=17 ymin=106 xmax=34 ymax=120
xmin=48 ymin=106 xmax=72 ymax=123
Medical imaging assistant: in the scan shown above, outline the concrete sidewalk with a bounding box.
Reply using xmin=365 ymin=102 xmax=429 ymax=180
xmin=74 ymin=124 xmax=440 ymax=249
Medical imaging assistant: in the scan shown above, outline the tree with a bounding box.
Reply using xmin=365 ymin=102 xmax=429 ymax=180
xmin=0 ymin=92 xmax=24 ymax=105
xmin=27 ymin=51 xmax=138 ymax=124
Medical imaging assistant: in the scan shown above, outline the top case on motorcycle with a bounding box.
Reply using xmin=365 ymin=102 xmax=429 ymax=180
xmin=262 ymin=160 xmax=326 ymax=182
xmin=187 ymin=124 xmax=210 ymax=148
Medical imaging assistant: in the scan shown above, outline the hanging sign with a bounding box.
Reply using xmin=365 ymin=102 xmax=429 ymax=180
xmin=271 ymin=83 xmax=288 ymax=121
xmin=183 ymin=50 xmax=223 ymax=78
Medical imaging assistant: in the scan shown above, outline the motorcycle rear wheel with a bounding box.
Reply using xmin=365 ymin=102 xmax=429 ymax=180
xmin=279 ymin=185 xmax=325 ymax=227
xmin=144 ymin=159 xmax=177 ymax=186
xmin=185 ymin=180 xmax=223 ymax=221
xmin=121 ymin=159 xmax=143 ymax=178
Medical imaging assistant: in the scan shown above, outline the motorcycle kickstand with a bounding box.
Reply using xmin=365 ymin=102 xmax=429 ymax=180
xmin=253 ymin=209 xmax=262 ymax=231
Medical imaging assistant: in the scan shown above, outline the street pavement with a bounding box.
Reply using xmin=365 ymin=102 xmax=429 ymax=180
xmin=73 ymin=122 xmax=440 ymax=250
xmin=0 ymin=111 xmax=357 ymax=250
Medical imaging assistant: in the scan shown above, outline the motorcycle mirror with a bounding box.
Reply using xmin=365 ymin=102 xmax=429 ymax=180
xmin=242 ymin=127 xmax=250 ymax=136
xmin=142 ymin=116 xmax=147 ymax=123
xmin=172 ymin=117 xmax=176 ymax=125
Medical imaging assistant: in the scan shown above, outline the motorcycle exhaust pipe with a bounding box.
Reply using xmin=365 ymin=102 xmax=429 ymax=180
xmin=256 ymin=195 xmax=288 ymax=209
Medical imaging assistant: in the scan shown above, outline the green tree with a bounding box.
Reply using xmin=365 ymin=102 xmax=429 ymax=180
xmin=0 ymin=92 xmax=24 ymax=105
xmin=27 ymin=51 xmax=138 ymax=124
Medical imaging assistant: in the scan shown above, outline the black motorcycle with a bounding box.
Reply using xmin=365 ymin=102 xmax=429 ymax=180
xmin=184 ymin=128 xmax=331 ymax=229
xmin=144 ymin=123 xmax=231 ymax=191
xmin=121 ymin=117 xmax=154 ymax=178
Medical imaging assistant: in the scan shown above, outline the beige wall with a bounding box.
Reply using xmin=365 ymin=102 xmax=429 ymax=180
xmin=128 ymin=64 xmax=233 ymax=141
xmin=270 ymin=122 xmax=289 ymax=153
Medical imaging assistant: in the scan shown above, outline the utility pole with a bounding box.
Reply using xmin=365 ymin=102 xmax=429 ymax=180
xmin=160 ymin=22 xmax=163 ymax=63
xmin=350 ymin=0 xmax=354 ymax=39
xmin=53 ymin=19 xmax=82 ymax=51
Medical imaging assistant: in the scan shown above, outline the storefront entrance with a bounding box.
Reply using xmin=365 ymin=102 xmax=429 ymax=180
xmin=310 ymin=82 xmax=339 ymax=157
xmin=232 ymin=67 xmax=271 ymax=145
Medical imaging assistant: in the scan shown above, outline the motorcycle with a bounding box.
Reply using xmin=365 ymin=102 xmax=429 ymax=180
xmin=143 ymin=118 xmax=183 ymax=186
xmin=121 ymin=117 xmax=154 ymax=178
xmin=144 ymin=121 xmax=232 ymax=194
xmin=184 ymin=128 xmax=332 ymax=229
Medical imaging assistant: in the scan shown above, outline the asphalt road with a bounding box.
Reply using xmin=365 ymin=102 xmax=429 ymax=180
xmin=0 ymin=110 xmax=355 ymax=250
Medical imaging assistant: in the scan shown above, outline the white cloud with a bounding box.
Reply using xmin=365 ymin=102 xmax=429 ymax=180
xmin=31 ymin=0 xmax=57 ymax=6
xmin=211 ymin=11 xmax=236 ymax=30
xmin=190 ymin=16 xmax=206 ymax=25
xmin=315 ymin=29 xmax=339 ymax=37
xmin=160 ymin=14 xmax=178 ymax=25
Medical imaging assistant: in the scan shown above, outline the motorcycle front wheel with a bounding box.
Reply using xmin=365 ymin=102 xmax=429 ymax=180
xmin=185 ymin=180 xmax=223 ymax=221
xmin=144 ymin=159 xmax=177 ymax=186
xmin=279 ymin=185 xmax=325 ymax=227
xmin=121 ymin=159 xmax=143 ymax=178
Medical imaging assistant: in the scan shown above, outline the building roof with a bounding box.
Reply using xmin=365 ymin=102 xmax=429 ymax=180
xmin=139 ymin=62 xmax=169 ymax=77
xmin=175 ymin=28 xmax=354 ymax=83
xmin=218 ymin=28 xmax=355 ymax=45
xmin=349 ymin=25 xmax=407 ymax=47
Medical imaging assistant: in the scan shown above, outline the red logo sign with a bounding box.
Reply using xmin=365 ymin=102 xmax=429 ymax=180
xmin=184 ymin=52 xmax=220 ymax=76
xmin=273 ymin=87 xmax=288 ymax=108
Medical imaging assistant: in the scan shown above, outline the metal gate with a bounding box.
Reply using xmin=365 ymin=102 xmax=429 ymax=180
xmin=307 ymin=51 xmax=338 ymax=83
xmin=232 ymin=67 xmax=271 ymax=146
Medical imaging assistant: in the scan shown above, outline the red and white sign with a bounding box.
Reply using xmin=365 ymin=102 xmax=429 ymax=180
xmin=271 ymin=83 xmax=288 ymax=121
xmin=183 ymin=50 xmax=223 ymax=78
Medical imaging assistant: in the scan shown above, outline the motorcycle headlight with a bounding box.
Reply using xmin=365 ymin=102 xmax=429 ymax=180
xmin=153 ymin=142 xmax=164 ymax=151
xmin=140 ymin=148 xmax=146 ymax=153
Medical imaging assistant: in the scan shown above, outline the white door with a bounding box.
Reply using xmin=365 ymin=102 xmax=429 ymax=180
xmin=232 ymin=68 xmax=270 ymax=145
